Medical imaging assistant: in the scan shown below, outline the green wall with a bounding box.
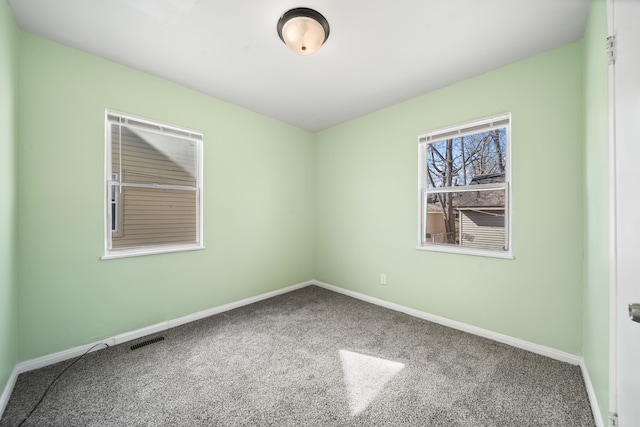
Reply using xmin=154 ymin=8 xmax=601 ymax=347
xmin=583 ymin=0 xmax=609 ymax=423
xmin=0 ymin=0 xmax=18 ymax=400
xmin=16 ymin=33 xmax=315 ymax=360
xmin=315 ymin=42 xmax=585 ymax=354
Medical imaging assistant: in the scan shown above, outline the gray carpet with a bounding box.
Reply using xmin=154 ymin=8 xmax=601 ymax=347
xmin=1 ymin=286 xmax=594 ymax=426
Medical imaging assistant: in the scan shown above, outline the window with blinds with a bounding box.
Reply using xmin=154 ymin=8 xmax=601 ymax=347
xmin=103 ymin=110 xmax=203 ymax=259
xmin=417 ymin=113 xmax=512 ymax=258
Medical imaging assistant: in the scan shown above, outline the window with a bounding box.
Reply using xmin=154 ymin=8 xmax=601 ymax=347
xmin=103 ymin=110 xmax=203 ymax=259
xmin=417 ymin=113 xmax=511 ymax=258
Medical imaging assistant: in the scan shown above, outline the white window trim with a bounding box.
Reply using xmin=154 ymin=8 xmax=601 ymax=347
xmin=416 ymin=113 xmax=513 ymax=259
xmin=101 ymin=244 xmax=204 ymax=260
xmin=102 ymin=109 xmax=204 ymax=260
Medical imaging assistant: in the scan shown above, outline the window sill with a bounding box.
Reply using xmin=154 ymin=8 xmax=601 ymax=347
xmin=416 ymin=244 xmax=513 ymax=259
xmin=102 ymin=244 xmax=205 ymax=260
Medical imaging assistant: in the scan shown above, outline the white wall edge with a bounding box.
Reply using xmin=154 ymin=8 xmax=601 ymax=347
xmin=312 ymin=280 xmax=582 ymax=365
xmin=580 ymin=359 xmax=605 ymax=427
xmin=0 ymin=366 xmax=20 ymax=418
xmin=12 ymin=280 xmax=313 ymax=377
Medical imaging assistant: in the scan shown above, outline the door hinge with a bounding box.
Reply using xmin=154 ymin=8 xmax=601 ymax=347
xmin=606 ymin=36 xmax=616 ymax=65
xmin=609 ymin=411 xmax=619 ymax=426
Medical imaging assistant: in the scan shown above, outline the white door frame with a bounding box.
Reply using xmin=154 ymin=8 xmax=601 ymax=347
xmin=606 ymin=0 xmax=640 ymax=424
xmin=607 ymin=0 xmax=618 ymax=421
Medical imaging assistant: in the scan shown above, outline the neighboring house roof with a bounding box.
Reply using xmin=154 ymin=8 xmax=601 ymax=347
xmin=469 ymin=173 xmax=505 ymax=185
xmin=457 ymin=173 xmax=505 ymax=209
xmin=456 ymin=192 xmax=504 ymax=210
xmin=429 ymin=173 xmax=506 ymax=211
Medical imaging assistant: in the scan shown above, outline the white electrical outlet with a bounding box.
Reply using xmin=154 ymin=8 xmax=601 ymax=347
xmin=380 ymin=274 xmax=387 ymax=285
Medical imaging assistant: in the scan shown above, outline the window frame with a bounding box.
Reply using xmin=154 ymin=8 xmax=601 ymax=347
xmin=416 ymin=113 xmax=513 ymax=259
xmin=102 ymin=109 xmax=204 ymax=260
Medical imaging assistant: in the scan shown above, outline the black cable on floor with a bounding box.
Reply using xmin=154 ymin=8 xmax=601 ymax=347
xmin=16 ymin=342 xmax=110 ymax=427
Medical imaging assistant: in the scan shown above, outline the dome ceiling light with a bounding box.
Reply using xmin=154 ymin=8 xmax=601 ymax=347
xmin=277 ymin=8 xmax=330 ymax=55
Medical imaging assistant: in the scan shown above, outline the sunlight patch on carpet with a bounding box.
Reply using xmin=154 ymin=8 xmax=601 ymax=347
xmin=339 ymin=349 xmax=405 ymax=416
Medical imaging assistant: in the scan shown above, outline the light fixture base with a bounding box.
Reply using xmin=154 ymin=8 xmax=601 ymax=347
xmin=277 ymin=8 xmax=330 ymax=55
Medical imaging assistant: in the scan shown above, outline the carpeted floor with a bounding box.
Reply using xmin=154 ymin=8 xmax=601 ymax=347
xmin=1 ymin=285 xmax=595 ymax=426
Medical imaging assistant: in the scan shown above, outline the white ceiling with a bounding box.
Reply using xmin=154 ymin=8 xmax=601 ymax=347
xmin=8 ymin=0 xmax=590 ymax=132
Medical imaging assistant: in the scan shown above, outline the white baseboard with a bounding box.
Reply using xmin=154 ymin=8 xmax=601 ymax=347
xmin=312 ymin=280 xmax=582 ymax=365
xmin=11 ymin=280 xmax=313 ymax=376
xmin=110 ymin=280 xmax=312 ymax=345
xmin=2 ymin=279 xmax=601 ymax=423
xmin=0 ymin=280 xmax=312 ymax=417
xmin=0 ymin=366 xmax=19 ymax=418
xmin=580 ymin=360 xmax=605 ymax=427
xmin=313 ymin=281 xmax=607 ymax=423
xmin=166 ymin=280 xmax=311 ymax=329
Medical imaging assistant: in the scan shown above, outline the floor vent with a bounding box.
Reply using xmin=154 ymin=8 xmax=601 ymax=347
xmin=130 ymin=336 xmax=165 ymax=350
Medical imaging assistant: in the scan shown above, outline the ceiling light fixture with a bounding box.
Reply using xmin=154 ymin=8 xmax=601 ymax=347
xmin=277 ymin=8 xmax=330 ymax=56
